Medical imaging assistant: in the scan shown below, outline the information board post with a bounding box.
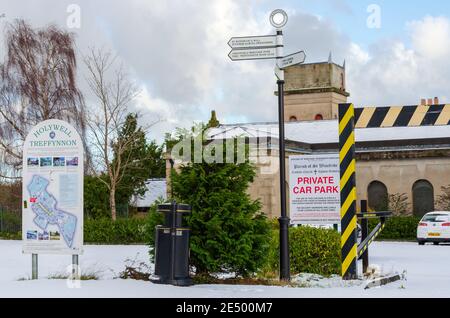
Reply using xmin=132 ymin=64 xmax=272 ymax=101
xmin=72 ymin=254 xmax=79 ymax=279
xmin=32 ymin=254 xmax=38 ymax=279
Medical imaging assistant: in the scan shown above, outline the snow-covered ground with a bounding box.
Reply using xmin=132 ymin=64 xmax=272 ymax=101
xmin=0 ymin=240 xmax=448 ymax=298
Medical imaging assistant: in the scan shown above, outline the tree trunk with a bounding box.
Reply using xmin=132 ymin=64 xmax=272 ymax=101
xmin=110 ymin=184 xmax=117 ymax=221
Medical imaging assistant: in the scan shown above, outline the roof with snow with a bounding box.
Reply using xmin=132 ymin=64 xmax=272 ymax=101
xmin=206 ymin=120 xmax=450 ymax=151
xmin=131 ymin=179 xmax=167 ymax=208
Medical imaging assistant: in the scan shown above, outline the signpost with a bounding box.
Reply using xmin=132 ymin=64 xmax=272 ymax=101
xmin=22 ymin=119 xmax=84 ymax=279
xmin=289 ymin=154 xmax=341 ymax=225
xmin=228 ymin=35 xmax=277 ymax=49
xmin=228 ymin=47 xmax=277 ymax=61
xmin=228 ymin=9 xmax=306 ymax=281
xmin=278 ymin=51 xmax=306 ymax=69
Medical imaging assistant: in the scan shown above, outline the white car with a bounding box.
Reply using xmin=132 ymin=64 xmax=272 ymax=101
xmin=417 ymin=211 xmax=450 ymax=245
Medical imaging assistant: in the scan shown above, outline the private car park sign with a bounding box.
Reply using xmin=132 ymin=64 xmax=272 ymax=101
xmin=22 ymin=119 xmax=84 ymax=256
xmin=289 ymin=154 xmax=341 ymax=225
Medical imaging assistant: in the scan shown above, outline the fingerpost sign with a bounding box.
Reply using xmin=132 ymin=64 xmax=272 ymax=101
xmin=228 ymin=9 xmax=307 ymax=281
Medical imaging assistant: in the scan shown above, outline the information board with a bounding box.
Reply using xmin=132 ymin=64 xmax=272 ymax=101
xmin=22 ymin=119 xmax=84 ymax=254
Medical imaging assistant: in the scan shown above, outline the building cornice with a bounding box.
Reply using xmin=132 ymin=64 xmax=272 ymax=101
xmin=274 ymin=87 xmax=350 ymax=97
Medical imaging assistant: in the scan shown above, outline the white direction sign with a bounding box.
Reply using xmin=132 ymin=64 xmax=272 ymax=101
xmin=278 ymin=51 xmax=306 ymax=69
xmin=228 ymin=35 xmax=277 ymax=49
xmin=228 ymin=47 xmax=277 ymax=61
xmin=289 ymin=154 xmax=341 ymax=225
xmin=22 ymin=119 xmax=84 ymax=255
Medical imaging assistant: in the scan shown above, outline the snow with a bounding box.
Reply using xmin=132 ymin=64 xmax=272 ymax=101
xmin=207 ymin=121 xmax=450 ymax=145
xmin=0 ymin=240 xmax=449 ymax=298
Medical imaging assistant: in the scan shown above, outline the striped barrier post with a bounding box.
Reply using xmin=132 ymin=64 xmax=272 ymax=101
xmin=338 ymin=103 xmax=358 ymax=280
xmin=337 ymin=103 xmax=449 ymax=280
xmin=357 ymin=222 xmax=386 ymax=259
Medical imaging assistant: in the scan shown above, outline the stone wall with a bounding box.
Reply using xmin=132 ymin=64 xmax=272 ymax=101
xmin=246 ymin=151 xmax=450 ymax=218
xmin=284 ymin=91 xmax=347 ymax=121
xmin=282 ymin=62 xmax=348 ymax=121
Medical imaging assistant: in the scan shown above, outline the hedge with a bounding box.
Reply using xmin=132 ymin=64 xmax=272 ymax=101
xmin=263 ymin=226 xmax=341 ymax=277
xmin=1 ymin=215 xmax=422 ymax=246
xmin=0 ymin=217 xmax=153 ymax=244
xmin=368 ymin=216 xmax=420 ymax=241
xmin=83 ymin=218 xmax=150 ymax=244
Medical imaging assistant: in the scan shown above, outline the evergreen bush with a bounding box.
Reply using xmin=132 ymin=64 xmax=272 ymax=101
xmin=169 ymin=140 xmax=271 ymax=277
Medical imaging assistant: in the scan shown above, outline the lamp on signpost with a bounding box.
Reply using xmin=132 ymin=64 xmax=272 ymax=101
xmin=228 ymin=9 xmax=305 ymax=282
xmin=270 ymin=9 xmax=290 ymax=281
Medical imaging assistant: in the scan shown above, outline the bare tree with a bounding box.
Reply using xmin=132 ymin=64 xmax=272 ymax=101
xmin=84 ymin=48 xmax=159 ymax=220
xmin=0 ymin=19 xmax=89 ymax=179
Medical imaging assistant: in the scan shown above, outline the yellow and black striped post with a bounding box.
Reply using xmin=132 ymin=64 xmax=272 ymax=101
xmin=338 ymin=103 xmax=358 ymax=280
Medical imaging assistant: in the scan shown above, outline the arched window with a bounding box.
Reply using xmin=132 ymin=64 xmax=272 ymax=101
xmin=315 ymin=114 xmax=324 ymax=120
xmin=368 ymin=181 xmax=388 ymax=211
xmin=413 ymin=180 xmax=434 ymax=217
xmin=289 ymin=116 xmax=297 ymax=122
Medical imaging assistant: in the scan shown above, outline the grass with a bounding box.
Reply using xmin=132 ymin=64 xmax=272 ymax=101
xmin=47 ymin=266 xmax=102 ymax=281
xmin=47 ymin=273 xmax=99 ymax=280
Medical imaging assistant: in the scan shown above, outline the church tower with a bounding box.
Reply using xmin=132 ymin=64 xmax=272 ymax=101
xmin=283 ymin=56 xmax=349 ymax=122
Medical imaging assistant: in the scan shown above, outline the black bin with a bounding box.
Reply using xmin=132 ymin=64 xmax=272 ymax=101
xmin=154 ymin=227 xmax=171 ymax=277
xmin=153 ymin=202 xmax=192 ymax=286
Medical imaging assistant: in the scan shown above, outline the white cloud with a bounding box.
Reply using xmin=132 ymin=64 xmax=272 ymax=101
xmin=346 ymin=16 xmax=450 ymax=106
xmin=409 ymin=16 xmax=450 ymax=60
xmin=1 ymin=1 xmax=449 ymax=143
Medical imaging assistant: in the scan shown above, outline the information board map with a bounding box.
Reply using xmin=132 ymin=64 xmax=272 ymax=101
xmin=22 ymin=119 xmax=83 ymax=255
xmin=27 ymin=175 xmax=77 ymax=248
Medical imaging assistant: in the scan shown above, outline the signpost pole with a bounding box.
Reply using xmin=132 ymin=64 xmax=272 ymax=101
xmin=277 ymin=75 xmax=290 ymax=281
xmin=228 ymin=9 xmax=303 ymax=282
xmin=32 ymin=254 xmax=38 ymax=279
xmin=275 ymin=28 xmax=290 ymax=282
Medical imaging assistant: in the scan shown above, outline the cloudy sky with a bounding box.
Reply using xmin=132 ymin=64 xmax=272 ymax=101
xmin=1 ymin=0 xmax=450 ymax=142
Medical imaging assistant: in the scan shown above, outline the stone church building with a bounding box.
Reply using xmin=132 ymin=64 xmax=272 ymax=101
xmin=169 ymin=59 xmax=450 ymax=219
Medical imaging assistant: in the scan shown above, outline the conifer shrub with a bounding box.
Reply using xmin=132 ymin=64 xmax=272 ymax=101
xmin=169 ymin=142 xmax=271 ymax=277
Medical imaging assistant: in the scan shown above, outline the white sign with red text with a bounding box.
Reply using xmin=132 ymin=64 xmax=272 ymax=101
xmin=289 ymin=154 xmax=340 ymax=225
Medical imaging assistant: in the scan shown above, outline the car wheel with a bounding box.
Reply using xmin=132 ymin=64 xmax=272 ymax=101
xmin=418 ymin=241 xmax=425 ymax=245
xmin=433 ymin=242 xmax=439 ymax=246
